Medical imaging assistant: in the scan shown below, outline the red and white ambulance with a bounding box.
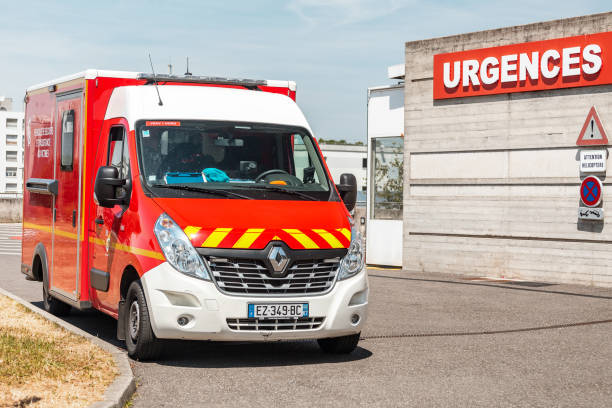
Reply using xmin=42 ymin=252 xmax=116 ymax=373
xmin=21 ymin=70 xmax=367 ymax=359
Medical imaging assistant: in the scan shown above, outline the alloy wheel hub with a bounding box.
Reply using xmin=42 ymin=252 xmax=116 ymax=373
xmin=129 ymin=301 xmax=140 ymax=341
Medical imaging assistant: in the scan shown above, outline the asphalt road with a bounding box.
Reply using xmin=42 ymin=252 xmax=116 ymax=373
xmin=2 ymin=223 xmax=612 ymax=407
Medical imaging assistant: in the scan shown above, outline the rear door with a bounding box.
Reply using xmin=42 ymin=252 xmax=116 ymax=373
xmin=50 ymin=92 xmax=83 ymax=299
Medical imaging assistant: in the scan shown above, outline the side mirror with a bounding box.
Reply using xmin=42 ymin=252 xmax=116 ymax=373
xmin=336 ymin=173 xmax=357 ymax=212
xmin=94 ymin=166 xmax=126 ymax=208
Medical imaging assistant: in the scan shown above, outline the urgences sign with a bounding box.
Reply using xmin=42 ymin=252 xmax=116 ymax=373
xmin=433 ymin=31 xmax=612 ymax=100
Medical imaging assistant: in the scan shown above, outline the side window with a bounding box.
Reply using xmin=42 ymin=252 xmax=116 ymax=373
xmin=291 ymin=134 xmax=322 ymax=185
xmin=292 ymin=134 xmax=309 ymax=180
xmin=107 ymin=127 xmax=130 ymax=179
xmin=60 ymin=110 xmax=75 ymax=171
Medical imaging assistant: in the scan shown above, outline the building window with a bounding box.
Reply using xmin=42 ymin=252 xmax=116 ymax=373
xmin=6 ymin=134 xmax=17 ymax=145
xmin=6 ymin=183 xmax=17 ymax=191
xmin=362 ymin=158 xmax=367 ymax=168
xmin=6 ymin=151 xmax=17 ymax=162
xmin=5 ymin=167 xmax=17 ymax=177
xmin=6 ymin=118 xmax=17 ymax=128
xmin=370 ymin=136 xmax=404 ymax=220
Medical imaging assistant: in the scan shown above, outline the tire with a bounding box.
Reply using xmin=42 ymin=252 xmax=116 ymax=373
xmin=124 ymin=280 xmax=162 ymax=361
xmin=42 ymin=271 xmax=71 ymax=316
xmin=317 ymin=333 xmax=361 ymax=354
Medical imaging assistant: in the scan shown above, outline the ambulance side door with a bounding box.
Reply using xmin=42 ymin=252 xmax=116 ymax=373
xmin=51 ymin=92 xmax=83 ymax=300
xmin=90 ymin=120 xmax=131 ymax=314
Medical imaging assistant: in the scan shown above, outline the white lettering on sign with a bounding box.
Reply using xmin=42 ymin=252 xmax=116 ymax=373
xmin=35 ymin=138 xmax=51 ymax=147
xmin=519 ymin=52 xmax=539 ymax=81
xmin=443 ymin=61 xmax=460 ymax=88
xmin=582 ymin=44 xmax=602 ymax=75
xmin=480 ymin=56 xmax=499 ymax=84
xmin=34 ymin=127 xmax=53 ymax=137
xmin=580 ymin=149 xmax=607 ymax=172
xmin=500 ymin=54 xmax=517 ymax=83
xmin=35 ymin=135 xmax=52 ymax=160
xmin=442 ymin=45 xmax=603 ymax=89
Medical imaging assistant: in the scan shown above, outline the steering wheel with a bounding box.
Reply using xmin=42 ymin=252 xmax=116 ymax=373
xmin=254 ymin=169 xmax=290 ymax=183
xmin=254 ymin=169 xmax=303 ymax=187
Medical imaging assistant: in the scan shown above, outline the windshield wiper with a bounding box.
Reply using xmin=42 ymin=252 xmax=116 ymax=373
xmin=247 ymin=184 xmax=317 ymax=201
xmin=152 ymin=184 xmax=253 ymax=200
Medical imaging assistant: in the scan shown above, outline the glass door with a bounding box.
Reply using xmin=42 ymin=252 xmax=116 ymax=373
xmin=366 ymin=136 xmax=404 ymax=266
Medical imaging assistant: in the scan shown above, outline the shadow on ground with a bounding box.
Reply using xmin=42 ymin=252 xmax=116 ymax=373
xmin=31 ymin=300 xmax=123 ymax=348
xmin=30 ymin=300 xmax=372 ymax=368
xmin=152 ymin=340 xmax=372 ymax=368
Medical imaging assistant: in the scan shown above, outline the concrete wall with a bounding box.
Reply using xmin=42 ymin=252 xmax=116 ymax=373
xmin=0 ymin=199 xmax=22 ymax=222
xmin=404 ymin=12 xmax=612 ymax=287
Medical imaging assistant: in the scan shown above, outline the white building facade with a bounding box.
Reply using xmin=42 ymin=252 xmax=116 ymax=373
xmin=0 ymin=98 xmax=24 ymax=199
xmin=319 ymin=144 xmax=367 ymax=204
xmin=365 ymin=66 xmax=405 ymax=267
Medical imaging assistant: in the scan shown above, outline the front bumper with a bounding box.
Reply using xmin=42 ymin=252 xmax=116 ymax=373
xmin=140 ymin=262 xmax=368 ymax=341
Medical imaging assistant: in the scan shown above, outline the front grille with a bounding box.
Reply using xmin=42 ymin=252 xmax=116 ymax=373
xmin=226 ymin=317 xmax=325 ymax=331
xmin=206 ymin=256 xmax=340 ymax=296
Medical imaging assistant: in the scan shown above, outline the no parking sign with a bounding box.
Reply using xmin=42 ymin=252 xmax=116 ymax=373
xmin=580 ymin=176 xmax=603 ymax=207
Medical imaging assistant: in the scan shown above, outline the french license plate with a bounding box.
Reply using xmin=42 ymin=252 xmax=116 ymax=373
xmin=248 ymin=303 xmax=309 ymax=319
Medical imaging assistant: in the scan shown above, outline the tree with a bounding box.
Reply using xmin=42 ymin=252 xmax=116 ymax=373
xmin=318 ymin=138 xmax=366 ymax=146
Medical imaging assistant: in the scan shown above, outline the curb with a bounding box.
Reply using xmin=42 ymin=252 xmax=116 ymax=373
xmin=0 ymin=287 xmax=136 ymax=408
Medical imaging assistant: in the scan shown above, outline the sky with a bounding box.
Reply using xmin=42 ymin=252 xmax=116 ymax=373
xmin=1 ymin=1 xmax=610 ymax=143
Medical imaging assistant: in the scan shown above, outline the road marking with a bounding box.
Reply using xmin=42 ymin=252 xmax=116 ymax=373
xmin=0 ymin=224 xmax=22 ymax=256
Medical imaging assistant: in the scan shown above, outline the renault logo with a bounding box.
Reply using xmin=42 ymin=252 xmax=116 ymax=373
xmin=268 ymin=246 xmax=289 ymax=275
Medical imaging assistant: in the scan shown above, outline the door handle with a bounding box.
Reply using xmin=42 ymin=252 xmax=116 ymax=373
xmin=95 ymin=217 xmax=104 ymax=225
xmin=72 ymin=210 xmax=77 ymax=227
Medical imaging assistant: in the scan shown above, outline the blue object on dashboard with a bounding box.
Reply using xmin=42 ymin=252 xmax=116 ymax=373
xmin=203 ymin=168 xmax=230 ymax=183
xmin=164 ymin=172 xmax=204 ymax=184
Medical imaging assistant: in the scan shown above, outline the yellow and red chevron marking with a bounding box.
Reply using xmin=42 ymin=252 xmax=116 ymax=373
xmin=183 ymin=226 xmax=351 ymax=250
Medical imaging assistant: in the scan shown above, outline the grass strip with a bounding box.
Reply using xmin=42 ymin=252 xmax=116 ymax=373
xmin=0 ymin=293 xmax=117 ymax=407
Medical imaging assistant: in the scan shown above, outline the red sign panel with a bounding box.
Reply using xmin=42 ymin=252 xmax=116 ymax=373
xmin=433 ymin=31 xmax=612 ymax=100
xmin=580 ymin=175 xmax=603 ymax=207
xmin=145 ymin=121 xmax=181 ymax=126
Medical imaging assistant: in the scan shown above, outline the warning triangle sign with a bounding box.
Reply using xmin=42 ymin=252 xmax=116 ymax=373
xmin=576 ymin=106 xmax=609 ymax=146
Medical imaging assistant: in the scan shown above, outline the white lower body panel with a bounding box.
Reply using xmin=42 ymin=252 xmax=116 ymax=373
xmin=140 ymin=262 xmax=368 ymax=341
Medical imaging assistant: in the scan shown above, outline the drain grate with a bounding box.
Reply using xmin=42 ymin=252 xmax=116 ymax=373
xmin=459 ymin=277 xmax=555 ymax=287
xmin=360 ymin=318 xmax=612 ymax=340
xmin=502 ymin=281 xmax=555 ymax=287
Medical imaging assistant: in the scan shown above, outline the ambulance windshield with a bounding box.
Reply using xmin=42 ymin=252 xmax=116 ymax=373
xmin=136 ymin=120 xmax=334 ymax=201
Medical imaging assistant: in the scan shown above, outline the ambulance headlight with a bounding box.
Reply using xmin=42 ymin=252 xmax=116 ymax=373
xmin=154 ymin=213 xmax=210 ymax=280
xmin=338 ymin=226 xmax=364 ymax=280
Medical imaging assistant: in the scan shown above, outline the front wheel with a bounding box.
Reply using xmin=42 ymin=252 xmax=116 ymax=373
xmin=317 ymin=333 xmax=361 ymax=354
xmin=124 ymin=281 xmax=162 ymax=360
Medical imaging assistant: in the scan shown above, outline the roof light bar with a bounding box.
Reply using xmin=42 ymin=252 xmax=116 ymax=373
xmin=137 ymin=73 xmax=266 ymax=89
